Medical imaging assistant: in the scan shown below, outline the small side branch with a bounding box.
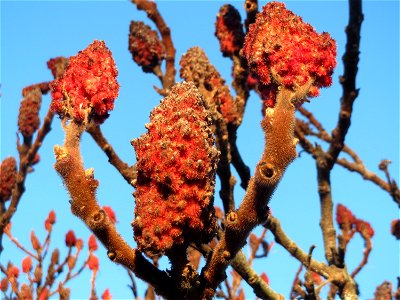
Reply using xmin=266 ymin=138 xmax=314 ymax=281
xmin=201 ymin=88 xmax=298 ymax=298
xmin=86 ymin=123 xmax=137 ymax=186
xmin=228 ymin=125 xmax=251 ymax=190
xmin=266 ymin=216 xmax=330 ymax=278
xmin=296 ymin=114 xmax=399 ymax=206
xmin=231 ymin=251 xmax=284 ymax=300
xmin=350 ymin=234 xmax=372 ymax=278
xmin=266 ymin=215 xmax=358 ymax=298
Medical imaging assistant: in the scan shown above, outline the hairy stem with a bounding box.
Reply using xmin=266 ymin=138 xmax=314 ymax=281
xmin=86 ymin=123 xmax=137 ymax=185
xmin=53 ymin=121 xmax=174 ymax=298
xmin=201 ymin=88 xmax=298 ymax=298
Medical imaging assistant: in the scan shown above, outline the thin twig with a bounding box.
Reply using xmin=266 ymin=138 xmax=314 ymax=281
xmin=266 ymin=215 xmax=358 ymax=298
xmin=297 ymin=109 xmax=399 ymax=202
xmin=4 ymin=232 xmax=39 ymax=260
xmin=86 ymin=123 xmax=137 ymax=186
xmin=201 ymin=88 xmax=298 ymax=298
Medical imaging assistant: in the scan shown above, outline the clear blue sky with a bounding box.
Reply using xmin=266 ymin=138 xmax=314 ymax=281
xmin=1 ymin=0 xmax=399 ymax=298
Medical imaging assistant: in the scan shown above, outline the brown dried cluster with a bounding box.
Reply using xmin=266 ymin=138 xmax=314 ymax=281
xmin=215 ymin=4 xmax=245 ymax=57
xmin=0 ymin=157 xmax=17 ymax=202
xmin=180 ymin=46 xmax=238 ymax=125
xmin=129 ymin=21 xmax=165 ymax=73
xmin=18 ymin=87 xmax=42 ymax=139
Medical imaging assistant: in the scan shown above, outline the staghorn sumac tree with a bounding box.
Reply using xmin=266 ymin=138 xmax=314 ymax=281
xmin=1 ymin=0 xmax=398 ymax=299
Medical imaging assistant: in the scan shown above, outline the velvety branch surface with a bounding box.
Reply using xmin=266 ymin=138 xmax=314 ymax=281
xmin=53 ymin=122 xmax=174 ymax=298
xmin=86 ymin=123 xmax=137 ymax=186
xmin=201 ymin=88 xmax=298 ymax=298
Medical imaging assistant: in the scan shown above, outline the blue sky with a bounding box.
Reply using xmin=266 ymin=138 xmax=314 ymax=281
xmin=1 ymin=0 xmax=399 ymax=298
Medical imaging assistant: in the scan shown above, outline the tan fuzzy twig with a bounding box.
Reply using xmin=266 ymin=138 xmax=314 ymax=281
xmin=86 ymin=123 xmax=137 ymax=186
xmin=53 ymin=121 xmax=174 ymax=299
xmin=201 ymin=87 xmax=298 ymax=298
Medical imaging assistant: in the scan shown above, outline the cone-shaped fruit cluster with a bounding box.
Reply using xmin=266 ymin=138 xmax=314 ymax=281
xmin=0 ymin=157 xmax=17 ymax=202
xmin=180 ymin=47 xmax=238 ymax=124
xmin=242 ymin=1 xmax=336 ymax=107
xmin=50 ymin=40 xmax=119 ymax=124
xmin=132 ymin=82 xmax=219 ymax=257
xmin=129 ymin=21 xmax=165 ymax=73
xmin=215 ymin=4 xmax=245 ymax=57
xmin=18 ymin=87 xmax=42 ymax=138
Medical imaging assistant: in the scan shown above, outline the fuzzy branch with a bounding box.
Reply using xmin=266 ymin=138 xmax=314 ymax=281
xmin=53 ymin=122 xmax=173 ymax=299
xmin=201 ymin=88 xmax=298 ymax=298
xmin=86 ymin=123 xmax=137 ymax=186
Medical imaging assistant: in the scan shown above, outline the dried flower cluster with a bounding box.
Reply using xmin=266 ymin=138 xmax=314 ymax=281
xmin=180 ymin=46 xmax=238 ymax=124
xmin=215 ymin=4 xmax=245 ymax=57
xmin=50 ymin=40 xmax=120 ymax=124
xmin=132 ymin=82 xmax=218 ymax=256
xmin=0 ymin=157 xmax=17 ymax=202
xmin=242 ymin=1 xmax=336 ymax=107
xmin=129 ymin=21 xmax=165 ymax=73
xmin=18 ymin=87 xmax=42 ymax=138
